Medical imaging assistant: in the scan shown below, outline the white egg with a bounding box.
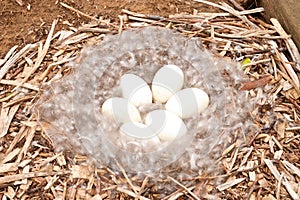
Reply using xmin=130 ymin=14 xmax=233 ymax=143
xmin=145 ymin=110 xmax=187 ymax=142
xmin=120 ymin=74 xmax=152 ymax=107
xmin=101 ymin=97 xmax=141 ymax=123
xmin=119 ymin=122 xmax=161 ymax=152
xmin=165 ymin=88 xmax=209 ymax=119
xmin=152 ymin=64 xmax=184 ymax=103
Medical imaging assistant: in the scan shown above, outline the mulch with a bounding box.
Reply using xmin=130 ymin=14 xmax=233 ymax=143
xmin=0 ymin=0 xmax=299 ymax=199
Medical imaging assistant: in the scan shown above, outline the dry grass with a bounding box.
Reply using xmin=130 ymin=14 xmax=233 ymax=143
xmin=0 ymin=0 xmax=299 ymax=199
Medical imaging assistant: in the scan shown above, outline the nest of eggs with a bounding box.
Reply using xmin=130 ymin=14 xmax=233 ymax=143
xmin=36 ymin=27 xmax=257 ymax=174
xmin=2 ymin=2 xmax=300 ymax=199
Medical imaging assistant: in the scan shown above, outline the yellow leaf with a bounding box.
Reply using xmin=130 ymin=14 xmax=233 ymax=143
xmin=241 ymin=57 xmax=251 ymax=67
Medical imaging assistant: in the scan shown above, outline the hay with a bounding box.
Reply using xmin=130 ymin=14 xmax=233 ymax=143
xmin=0 ymin=1 xmax=299 ymax=199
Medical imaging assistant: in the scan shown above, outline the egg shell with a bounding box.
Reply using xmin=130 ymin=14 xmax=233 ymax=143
xmin=165 ymin=88 xmax=209 ymax=119
xmin=145 ymin=109 xmax=187 ymax=142
xmin=120 ymin=74 xmax=152 ymax=107
xmin=152 ymin=64 xmax=184 ymax=103
xmin=101 ymin=97 xmax=141 ymax=123
xmin=119 ymin=122 xmax=161 ymax=152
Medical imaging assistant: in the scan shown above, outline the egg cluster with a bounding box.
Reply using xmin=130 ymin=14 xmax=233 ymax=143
xmin=101 ymin=64 xmax=209 ymax=153
xmin=36 ymin=27 xmax=256 ymax=173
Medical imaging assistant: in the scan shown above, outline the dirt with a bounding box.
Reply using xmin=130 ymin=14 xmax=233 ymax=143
xmin=0 ymin=0 xmax=251 ymax=58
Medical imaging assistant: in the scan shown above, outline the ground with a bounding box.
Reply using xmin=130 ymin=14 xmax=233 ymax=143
xmin=0 ymin=0 xmax=252 ymax=58
xmin=1 ymin=0 xmax=299 ymax=199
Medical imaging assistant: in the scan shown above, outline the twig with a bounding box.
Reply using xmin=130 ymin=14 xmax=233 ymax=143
xmin=135 ymin=176 xmax=149 ymax=200
xmin=220 ymin=2 xmax=260 ymax=29
xmin=39 ymin=56 xmax=76 ymax=81
xmin=118 ymin=15 xmax=125 ymax=34
xmin=270 ymin=18 xmax=300 ymax=71
xmin=0 ymin=105 xmax=20 ymax=138
xmin=172 ymin=8 xmax=264 ymax=19
xmin=77 ymin=27 xmax=114 ymax=34
xmin=239 ymin=74 xmax=273 ymax=90
xmin=0 ymin=171 xmax=69 ymax=185
xmin=60 ymin=2 xmax=99 ymax=22
xmin=168 ymin=176 xmax=200 ymax=200
xmin=194 ymin=0 xmax=226 ymax=11
xmin=115 ymin=160 xmax=138 ymax=195
xmin=282 ymin=160 xmax=300 ymax=178
xmin=15 ymin=0 xmax=24 ymax=6
xmin=264 ymin=159 xmax=300 ymax=200
xmin=246 ymin=179 xmax=258 ymax=200
xmin=0 ymin=45 xmax=18 ymax=67
xmin=4 ymin=126 xmax=27 ymax=155
xmin=116 ymin=187 xmax=150 ymax=200
xmin=0 ymin=44 xmax=37 ymax=81
xmin=3 ymin=96 xmax=34 ymax=108
xmin=216 ymin=177 xmax=246 ymax=191
xmin=228 ymin=0 xmax=245 ymax=11
xmin=162 ymin=186 xmax=196 ymax=200
xmin=122 ymin=9 xmax=165 ymax=20
xmin=285 ymin=94 xmax=300 ymax=112
xmin=127 ymin=16 xmax=165 ymax=25
xmin=285 ymin=126 xmax=300 ymax=131
xmin=277 ymin=50 xmax=300 ymax=90
xmin=13 ymin=20 xmax=57 ymax=91
xmin=0 ymin=79 xmax=39 ymax=91
xmin=194 ymin=0 xmax=260 ymax=29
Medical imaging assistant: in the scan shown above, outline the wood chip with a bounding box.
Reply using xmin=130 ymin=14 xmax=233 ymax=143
xmin=0 ymin=44 xmax=37 ymax=81
xmin=0 ymin=3 xmax=299 ymax=199
xmin=0 ymin=105 xmax=20 ymax=138
xmin=0 ymin=163 xmax=18 ymax=173
xmin=70 ymin=165 xmax=92 ymax=179
xmin=240 ymin=146 xmax=253 ymax=167
xmin=15 ymin=20 xmax=57 ymax=91
xmin=0 ymin=171 xmax=67 ymax=185
xmin=0 ymin=79 xmax=39 ymax=91
xmin=90 ymin=194 xmax=103 ymax=200
xmin=216 ymin=177 xmax=246 ymax=191
xmin=249 ymin=171 xmax=256 ymax=182
xmin=116 ymin=187 xmax=150 ymax=200
xmin=262 ymin=194 xmax=277 ymax=200
xmin=264 ymin=159 xmax=300 ymax=200
xmin=168 ymin=176 xmax=201 ymax=200
xmin=0 ymin=45 xmax=18 ymax=67
xmin=270 ymin=18 xmax=300 ymax=71
xmin=4 ymin=186 xmax=16 ymax=199
xmin=282 ymin=160 xmax=300 ymax=178
xmin=2 ymin=148 xmax=21 ymax=164
xmin=264 ymin=159 xmax=281 ymax=181
xmin=274 ymin=150 xmax=283 ymax=160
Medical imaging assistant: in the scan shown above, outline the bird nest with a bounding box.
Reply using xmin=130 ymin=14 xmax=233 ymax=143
xmin=0 ymin=1 xmax=299 ymax=199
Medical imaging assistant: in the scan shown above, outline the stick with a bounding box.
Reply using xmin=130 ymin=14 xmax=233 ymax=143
xmin=168 ymin=176 xmax=200 ymax=200
xmin=0 ymin=44 xmax=37 ymax=81
xmin=228 ymin=0 xmax=245 ymax=11
xmin=0 ymin=79 xmax=39 ymax=91
xmin=13 ymin=20 xmax=57 ymax=92
xmin=115 ymin=160 xmax=138 ymax=195
xmin=0 ymin=171 xmax=68 ymax=185
xmin=0 ymin=45 xmax=18 ymax=67
xmin=116 ymin=187 xmax=150 ymax=200
xmin=60 ymin=2 xmax=99 ymax=22
xmin=194 ymin=0 xmax=260 ymax=29
xmin=239 ymin=75 xmax=272 ymax=90
xmin=0 ymin=105 xmax=20 ymax=138
xmin=122 ymin=9 xmax=165 ymax=20
xmin=270 ymin=18 xmax=300 ymax=71
xmin=15 ymin=0 xmax=24 ymax=6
